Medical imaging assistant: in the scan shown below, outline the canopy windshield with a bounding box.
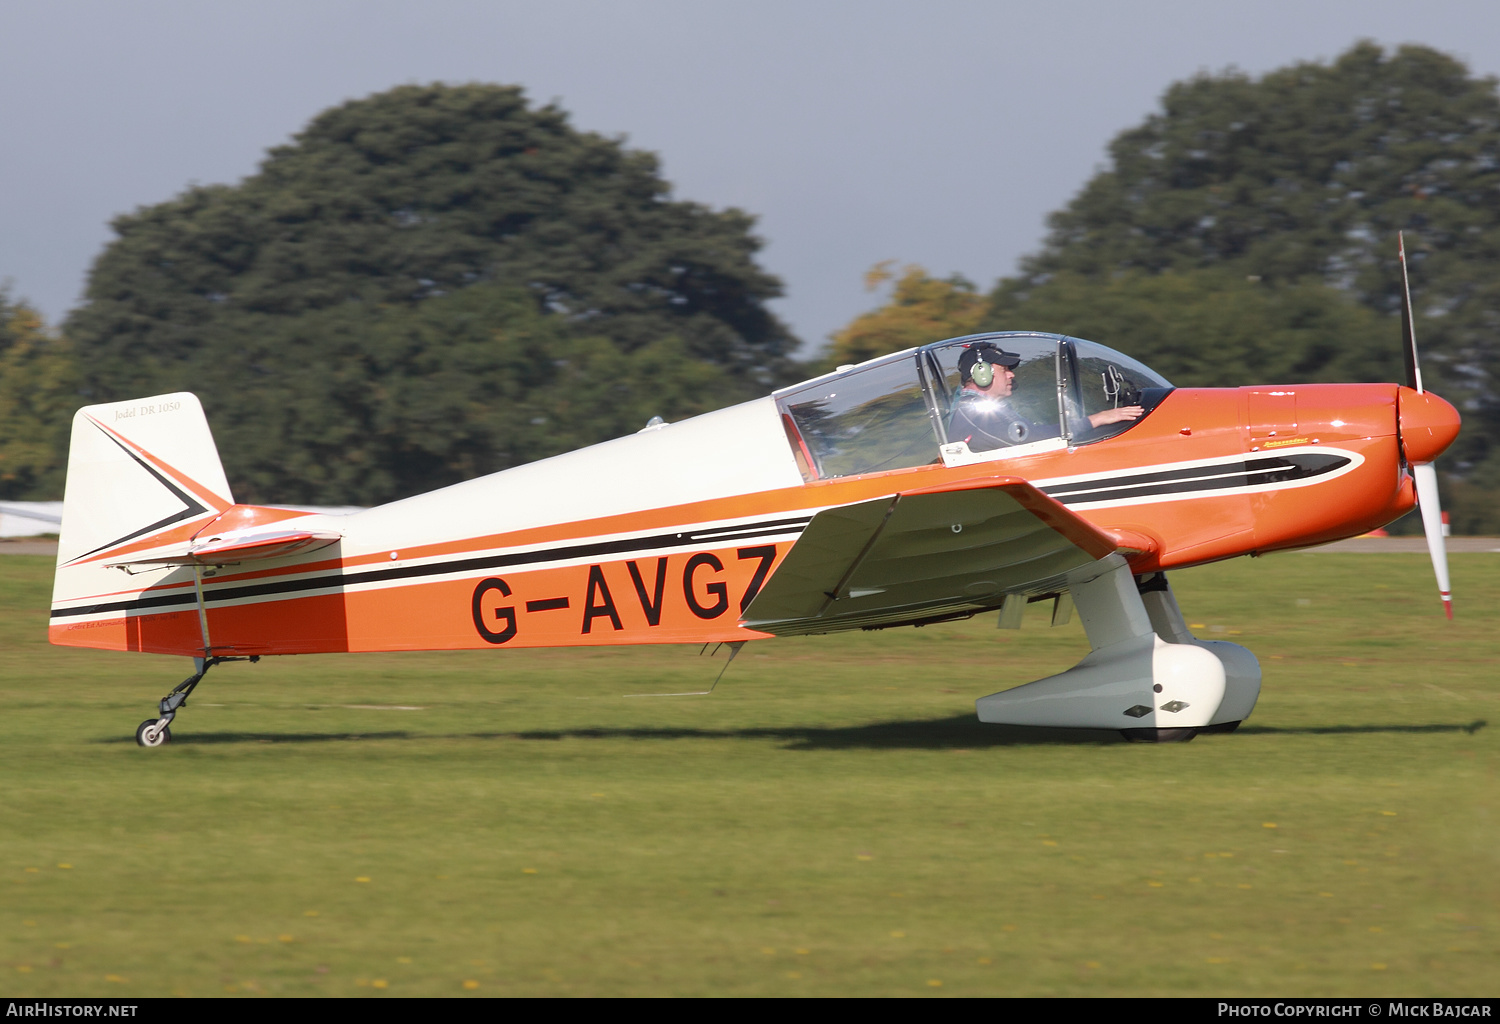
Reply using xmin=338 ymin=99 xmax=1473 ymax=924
xmin=923 ymin=336 xmax=1063 ymax=452
xmin=776 ymin=352 xmax=936 ymax=479
xmin=775 ymin=334 xmax=1173 ymax=480
xmin=1065 ymin=339 xmax=1174 ymax=444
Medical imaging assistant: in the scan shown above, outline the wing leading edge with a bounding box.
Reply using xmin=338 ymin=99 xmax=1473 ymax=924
xmin=741 ymin=477 xmax=1117 ymax=636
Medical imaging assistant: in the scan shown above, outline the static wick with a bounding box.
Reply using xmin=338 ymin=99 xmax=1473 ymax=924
xmin=623 ymin=641 xmax=746 ymax=697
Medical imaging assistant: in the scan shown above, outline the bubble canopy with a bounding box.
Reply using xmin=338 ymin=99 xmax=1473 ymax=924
xmin=774 ymin=333 xmax=1174 ymax=481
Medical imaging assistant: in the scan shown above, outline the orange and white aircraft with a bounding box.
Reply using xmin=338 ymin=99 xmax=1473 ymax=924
xmin=49 ymin=238 xmax=1460 ymax=746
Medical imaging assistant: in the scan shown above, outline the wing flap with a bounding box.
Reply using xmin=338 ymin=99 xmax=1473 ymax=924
xmin=743 ymin=477 xmax=1115 ymax=635
xmin=735 ymin=496 xmax=898 ymax=622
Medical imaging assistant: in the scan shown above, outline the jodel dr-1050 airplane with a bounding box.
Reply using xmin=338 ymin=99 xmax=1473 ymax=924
xmin=49 ymin=236 xmax=1460 ymax=746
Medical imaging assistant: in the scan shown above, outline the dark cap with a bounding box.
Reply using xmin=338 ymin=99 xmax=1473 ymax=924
xmin=957 ymin=342 xmax=1021 ymax=381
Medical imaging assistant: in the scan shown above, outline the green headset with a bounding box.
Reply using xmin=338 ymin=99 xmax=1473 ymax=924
xmin=970 ymin=360 xmax=995 ymax=389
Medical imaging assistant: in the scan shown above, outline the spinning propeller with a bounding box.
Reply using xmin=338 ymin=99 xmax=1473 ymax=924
xmin=1397 ymin=232 xmax=1455 ymax=619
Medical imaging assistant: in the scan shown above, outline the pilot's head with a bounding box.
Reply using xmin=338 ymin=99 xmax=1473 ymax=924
xmin=958 ymin=343 xmax=1021 ymax=394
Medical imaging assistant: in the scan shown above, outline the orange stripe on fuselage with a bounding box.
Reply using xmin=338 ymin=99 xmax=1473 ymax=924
xmin=59 ymin=542 xmax=791 ymax=656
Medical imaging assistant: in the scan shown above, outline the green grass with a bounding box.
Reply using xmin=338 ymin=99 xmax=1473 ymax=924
xmin=0 ymin=552 xmax=1495 ymax=996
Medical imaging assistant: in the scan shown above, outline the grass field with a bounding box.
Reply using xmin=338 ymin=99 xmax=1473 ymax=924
xmin=0 ymin=552 xmax=1495 ymax=997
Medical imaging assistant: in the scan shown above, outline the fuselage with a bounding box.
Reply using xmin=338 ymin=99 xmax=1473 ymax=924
xmin=48 ymin=335 xmax=1456 ymax=659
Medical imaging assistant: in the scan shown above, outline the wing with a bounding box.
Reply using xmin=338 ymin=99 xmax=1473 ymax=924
xmin=741 ymin=477 xmax=1117 ymax=635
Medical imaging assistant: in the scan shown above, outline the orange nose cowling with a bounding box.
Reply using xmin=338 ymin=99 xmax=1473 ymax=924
xmin=1398 ymin=387 xmax=1462 ymax=464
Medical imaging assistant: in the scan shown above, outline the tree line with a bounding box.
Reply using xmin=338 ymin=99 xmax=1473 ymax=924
xmin=824 ymin=42 xmax=1500 ymax=532
xmin=5 ymin=42 xmax=1499 ymax=528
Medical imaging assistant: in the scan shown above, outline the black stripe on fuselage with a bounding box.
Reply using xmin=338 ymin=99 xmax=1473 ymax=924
xmin=1040 ymin=453 xmax=1350 ymax=505
xmin=51 ymin=516 xmax=814 ymax=620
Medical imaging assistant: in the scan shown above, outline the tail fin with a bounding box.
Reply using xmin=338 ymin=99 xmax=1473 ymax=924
xmin=50 ymin=394 xmax=234 ymax=651
xmin=56 ymin=393 xmax=233 ymax=567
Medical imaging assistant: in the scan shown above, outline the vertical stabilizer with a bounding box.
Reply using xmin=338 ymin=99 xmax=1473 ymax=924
xmin=56 ymin=394 xmax=232 ymax=566
xmin=51 ymin=394 xmax=234 ymax=649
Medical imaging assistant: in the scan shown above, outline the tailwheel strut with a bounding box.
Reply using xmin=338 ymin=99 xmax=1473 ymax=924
xmin=135 ymin=655 xmax=259 ymax=747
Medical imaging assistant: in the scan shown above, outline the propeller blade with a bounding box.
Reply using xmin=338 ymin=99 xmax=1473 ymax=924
xmin=1413 ymin=462 xmax=1453 ymax=619
xmin=1398 ymin=234 xmax=1450 ymax=616
xmin=1398 ymin=231 xmax=1424 ymax=393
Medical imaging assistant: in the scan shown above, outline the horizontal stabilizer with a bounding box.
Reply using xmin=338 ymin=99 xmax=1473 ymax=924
xmin=742 ymin=477 xmax=1116 ymax=635
xmin=104 ymin=528 xmax=342 ymax=569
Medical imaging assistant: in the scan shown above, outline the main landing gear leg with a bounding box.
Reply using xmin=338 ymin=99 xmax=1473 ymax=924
xmin=135 ymin=655 xmax=259 ymax=748
xmin=974 ymin=555 xmax=1228 ymax=741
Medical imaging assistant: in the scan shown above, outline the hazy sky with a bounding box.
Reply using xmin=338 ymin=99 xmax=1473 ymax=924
xmin=3 ymin=0 xmax=1499 ymax=354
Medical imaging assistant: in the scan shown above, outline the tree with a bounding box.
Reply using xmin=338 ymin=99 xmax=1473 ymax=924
xmin=819 ymin=262 xmax=987 ymax=373
xmin=203 ymin=285 xmax=742 ymax=506
xmin=0 ymin=292 xmax=76 ymax=500
xmin=998 ymin=42 xmax=1500 ymax=517
xmin=988 ymin=268 xmax=1394 ymax=388
xmin=66 ymin=84 xmax=797 ymax=503
xmin=825 ymin=43 xmax=1500 ymax=528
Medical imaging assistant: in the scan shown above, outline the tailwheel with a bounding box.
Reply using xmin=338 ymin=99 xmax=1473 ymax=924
xmin=134 ymin=654 xmax=258 ymax=748
xmin=135 ymin=718 xmax=172 ymax=747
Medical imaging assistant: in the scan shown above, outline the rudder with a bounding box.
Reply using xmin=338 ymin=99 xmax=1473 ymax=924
xmin=51 ymin=393 xmax=234 ymax=648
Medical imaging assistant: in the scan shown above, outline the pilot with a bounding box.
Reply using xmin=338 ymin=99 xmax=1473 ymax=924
xmin=946 ymin=343 xmax=1145 ymax=452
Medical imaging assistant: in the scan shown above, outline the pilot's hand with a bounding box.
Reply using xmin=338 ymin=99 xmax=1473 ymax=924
xmin=1088 ymin=406 xmax=1144 ymax=428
